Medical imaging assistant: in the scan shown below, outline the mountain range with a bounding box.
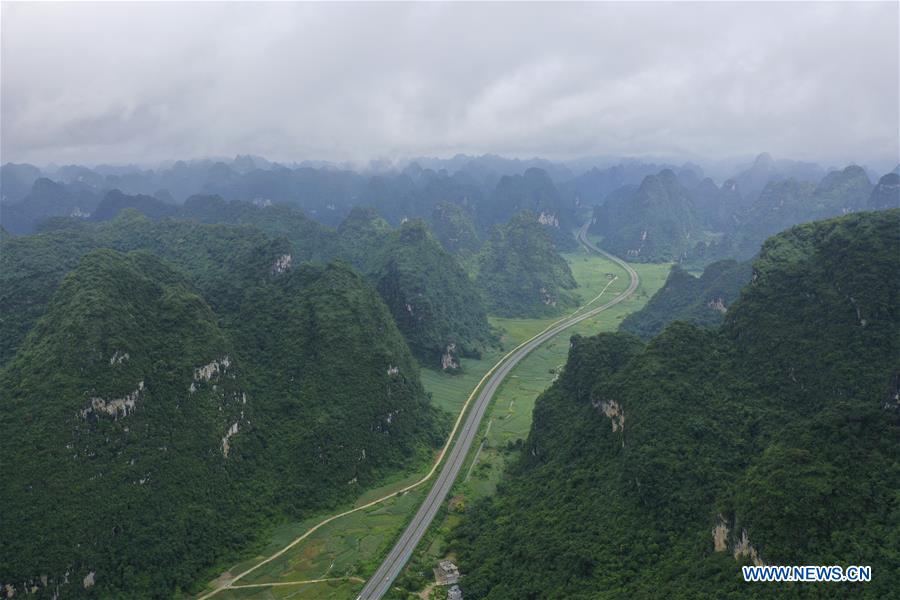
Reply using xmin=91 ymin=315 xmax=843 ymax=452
xmin=451 ymin=209 xmax=900 ymax=598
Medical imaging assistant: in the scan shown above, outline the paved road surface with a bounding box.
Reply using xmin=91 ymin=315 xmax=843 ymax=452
xmin=356 ymin=225 xmax=638 ymax=599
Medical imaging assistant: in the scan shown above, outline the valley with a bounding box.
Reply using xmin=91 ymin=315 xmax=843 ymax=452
xmin=3 ymin=4 xmax=898 ymax=599
xmin=193 ymin=242 xmax=669 ymax=600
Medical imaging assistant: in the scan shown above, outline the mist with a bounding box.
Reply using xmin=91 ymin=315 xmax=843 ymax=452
xmin=1 ymin=2 xmax=897 ymax=169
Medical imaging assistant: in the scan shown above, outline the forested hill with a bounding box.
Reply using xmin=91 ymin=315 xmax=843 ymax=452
xmin=0 ymin=239 xmax=445 ymax=597
xmin=620 ymin=259 xmax=752 ymax=339
xmin=591 ymin=168 xmax=703 ymax=261
xmin=476 ymin=211 xmax=578 ymax=317
xmin=700 ymin=165 xmax=876 ymax=263
xmin=3 ymin=199 xmax=495 ymax=370
xmin=588 ymin=161 xmax=897 ymax=266
xmin=0 ymin=158 xmax=583 ymax=247
xmin=153 ymin=199 xmax=496 ymax=367
xmin=451 ymin=209 xmax=900 ymax=598
xmin=368 ymin=220 xmax=494 ymax=367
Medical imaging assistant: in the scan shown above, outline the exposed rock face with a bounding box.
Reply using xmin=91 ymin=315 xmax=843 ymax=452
xmin=707 ymin=297 xmax=727 ymax=313
xmin=712 ymin=516 xmax=763 ymax=565
xmin=592 ymin=398 xmax=625 ymax=438
xmin=733 ymin=529 xmax=765 ymax=566
xmin=272 ymin=253 xmax=292 ymax=274
xmin=83 ymin=572 xmax=95 ymax=589
xmin=441 ymin=343 xmax=460 ymax=371
xmin=221 ymin=421 xmax=240 ymax=457
xmin=81 ymin=381 xmax=144 ymax=420
xmin=109 ymin=350 xmax=129 ymax=365
xmin=538 ymin=211 xmax=560 ymax=227
xmin=387 ymin=365 xmax=400 ymax=376
xmin=712 ymin=515 xmax=729 ymax=551
xmin=194 ymin=356 xmax=231 ymax=382
xmin=539 ymin=287 xmax=556 ymax=307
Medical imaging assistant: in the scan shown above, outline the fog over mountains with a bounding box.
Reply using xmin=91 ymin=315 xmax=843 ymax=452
xmin=2 ymin=2 xmax=898 ymax=168
xmin=1 ymin=2 xmax=898 ymax=599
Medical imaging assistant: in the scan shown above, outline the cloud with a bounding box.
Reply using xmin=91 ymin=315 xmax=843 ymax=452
xmin=1 ymin=1 xmax=897 ymax=168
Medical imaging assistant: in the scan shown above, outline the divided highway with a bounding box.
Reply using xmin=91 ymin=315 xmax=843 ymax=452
xmin=356 ymin=225 xmax=638 ymax=599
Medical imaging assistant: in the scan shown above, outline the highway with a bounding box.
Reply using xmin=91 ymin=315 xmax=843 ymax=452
xmin=356 ymin=224 xmax=638 ymax=599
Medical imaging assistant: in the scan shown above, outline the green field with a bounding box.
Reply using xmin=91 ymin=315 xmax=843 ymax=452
xmin=214 ymin=579 xmax=363 ymax=599
xmin=198 ymin=247 xmax=671 ymax=599
xmin=394 ymin=253 xmax=670 ymax=598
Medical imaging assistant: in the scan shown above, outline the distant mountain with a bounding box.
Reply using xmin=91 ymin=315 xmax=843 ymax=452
xmin=591 ymin=169 xmax=703 ymax=262
xmin=1 ymin=232 xmax=445 ymax=598
xmin=484 ymin=168 xmax=577 ymax=250
xmin=49 ymin=196 xmax=493 ymax=369
xmin=430 ymin=201 xmax=480 ymax=254
xmin=808 ymin=164 xmax=874 ymax=217
xmin=0 ymin=211 xmax=293 ymax=365
xmin=716 ymin=178 xmax=818 ymax=260
xmin=231 ymin=153 xmax=273 ymax=173
xmin=698 ymin=165 xmax=875 ymax=263
xmin=335 ymin=206 xmax=394 ymax=269
xmin=620 ymin=259 xmax=751 ymax=339
xmin=0 ymin=178 xmax=100 ymax=234
xmin=452 ymin=209 xmax=900 ymax=599
xmin=0 ymin=162 xmax=43 ymax=203
xmin=180 ymin=193 xmax=340 ymax=262
xmin=90 ymin=189 xmax=177 ymax=221
xmin=563 ymin=161 xmax=675 ymax=206
xmin=689 ymin=177 xmax=743 ymax=231
xmin=731 ymin=152 xmax=825 ymax=205
xmin=476 ymin=211 xmax=577 ymax=317
xmin=869 ymin=173 xmax=900 ymax=210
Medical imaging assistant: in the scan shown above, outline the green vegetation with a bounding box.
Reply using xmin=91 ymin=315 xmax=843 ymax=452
xmin=476 ymin=211 xmax=578 ymax=317
xmin=0 ymin=219 xmax=446 ymax=597
xmin=691 ymin=166 xmax=877 ymax=265
xmin=333 ymin=209 xmax=494 ymax=367
xmin=369 ymin=220 xmax=494 ymax=368
xmin=387 ymin=255 xmax=670 ymax=599
xmin=430 ymin=202 xmax=480 ymax=255
xmin=450 ymin=210 xmax=900 ymax=598
xmin=190 ymin=250 xmax=668 ymax=599
xmin=4 ymin=199 xmax=495 ymax=371
xmin=484 ymin=167 xmax=577 ymax=251
xmin=592 ymin=169 xmax=703 ymax=262
xmin=868 ymin=173 xmax=899 ymax=211
xmin=180 ymin=194 xmax=340 ymax=262
xmin=620 ymin=259 xmax=752 ymax=340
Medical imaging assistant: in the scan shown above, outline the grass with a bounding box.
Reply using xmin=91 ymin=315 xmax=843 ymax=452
xmin=399 ymin=253 xmax=671 ymax=597
xmin=197 ymin=245 xmax=671 ymax=599
xmin=213 ymin=579 xmax=363 ymax=599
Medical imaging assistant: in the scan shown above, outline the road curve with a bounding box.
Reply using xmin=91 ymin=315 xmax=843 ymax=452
xmin=356 ymin=224 xmax=638 ymax=600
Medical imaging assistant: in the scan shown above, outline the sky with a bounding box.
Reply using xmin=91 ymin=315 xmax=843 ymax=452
xmin=1 ymin=1 xmax=898 ymax=170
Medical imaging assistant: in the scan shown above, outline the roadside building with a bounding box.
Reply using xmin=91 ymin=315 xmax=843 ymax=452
xmin=434 ymin=559 xmax=460 ymax=585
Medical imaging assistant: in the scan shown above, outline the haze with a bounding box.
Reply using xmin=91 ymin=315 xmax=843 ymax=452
xmin=1 ymin=1 xmax=898 ymax=169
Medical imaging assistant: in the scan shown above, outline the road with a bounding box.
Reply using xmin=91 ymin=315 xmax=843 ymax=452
xmin=355 ymin=224 xmax=638 ymax=600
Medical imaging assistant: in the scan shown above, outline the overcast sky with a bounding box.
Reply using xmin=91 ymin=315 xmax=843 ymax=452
xmin=1 ymin=2 xmax=898 ymax=169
